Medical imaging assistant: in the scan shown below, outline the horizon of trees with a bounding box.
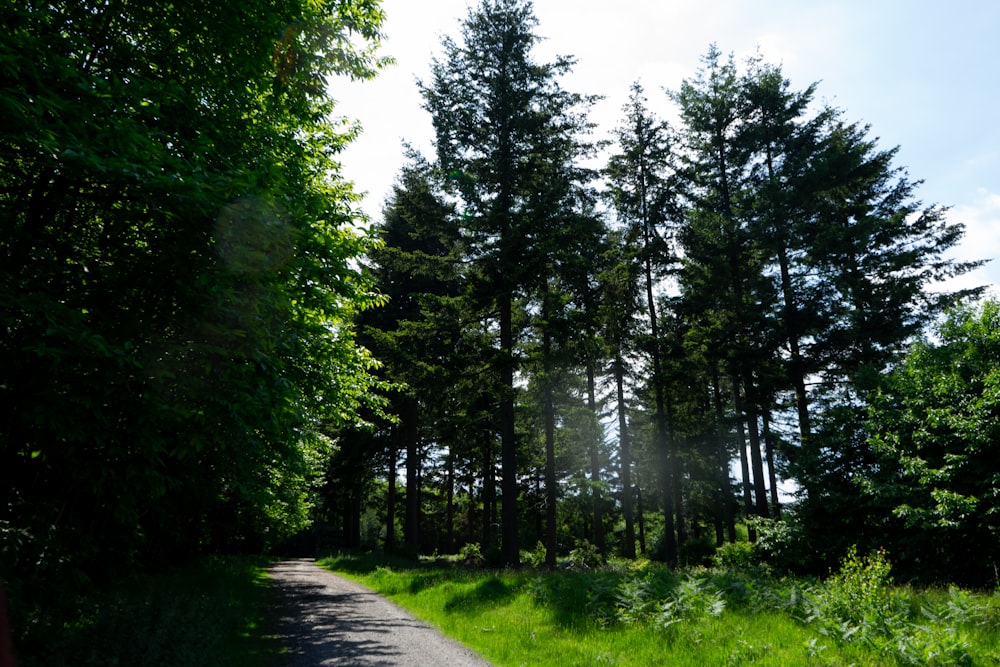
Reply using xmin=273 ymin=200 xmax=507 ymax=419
xmin=331 ymin=0 xmax=996 ymax=585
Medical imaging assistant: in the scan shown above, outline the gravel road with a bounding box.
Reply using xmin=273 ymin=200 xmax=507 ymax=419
xmin=269 ymin=559 xmax=495 ymax=667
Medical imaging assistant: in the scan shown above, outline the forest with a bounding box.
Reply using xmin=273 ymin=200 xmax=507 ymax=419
xmin=1 ymin=0 xmax=998 ymax=649
xmin=336 ymin=0 xmax=996 ymax=588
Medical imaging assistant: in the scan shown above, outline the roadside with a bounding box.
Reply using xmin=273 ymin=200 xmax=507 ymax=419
xmin=269 ymin=559 xmax=494 ymax=667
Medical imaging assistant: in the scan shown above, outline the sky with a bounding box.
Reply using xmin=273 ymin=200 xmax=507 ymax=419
xmin=331 ymin=0 xmax=1000 ymax=296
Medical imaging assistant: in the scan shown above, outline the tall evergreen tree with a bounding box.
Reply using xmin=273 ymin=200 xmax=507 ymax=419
xmin=420 ymin=0 xmax=596 ymax=565
xmin=605 ymin=82 xmax=682 ymax=563
xmin=673 ymin=47 xmax=782 ymax=525
xmin=358 ymin=155 xmax=460 ymax=552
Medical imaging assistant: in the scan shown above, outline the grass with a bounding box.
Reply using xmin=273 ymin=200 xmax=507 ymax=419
xmin=13 ymin=555 xmax=281 ymax=667
xmin=320 ymin=551 xmax=1000 ymax=667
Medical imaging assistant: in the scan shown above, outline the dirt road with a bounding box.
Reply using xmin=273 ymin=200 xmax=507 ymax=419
xmin=269 ymin=559 xmax=495 ymax=666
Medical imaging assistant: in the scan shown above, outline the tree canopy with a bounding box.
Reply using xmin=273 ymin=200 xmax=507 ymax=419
xmin=1 ymin=0 xmax=390 ymax=597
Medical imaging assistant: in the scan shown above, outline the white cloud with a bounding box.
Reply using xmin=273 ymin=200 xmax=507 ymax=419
xmin=944 ymin=190 xmax=1000 ymax=294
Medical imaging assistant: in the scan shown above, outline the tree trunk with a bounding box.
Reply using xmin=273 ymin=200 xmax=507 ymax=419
xmin=636 ymin=481 xmax=647 ymax=556
xmin=544 ymin=385 xmax=557 ymax=567
xmin=731 ymin=377 xmax=757 ymax=542
xmin=542 ymin=295 xmax=558 ymax=568
xmin=483 ymin=439 xmax=497 ymax=551
xmin=762 ymin=409 xmax=782 ymax=519
xmin=742 ymin=372 xmax=771 ymax=519
xmin=403 ymin=396 xmax=420 ymax=551
xmin=667 ymin=395 xmax=686 ymax=546
xmin=446 ymin=451 xmax=455 ymax=553
xmin=499 ymin=292 xmax=520 ymax=566
xmin=586 ymin=358 xmax=606 ymax=554
xmin=711 ymin=365 xmax=736 ymax=543
xmin=644 ymin=249 xmax=677 ymax=565
xmin=614 ymin=354 xmax=636 ymax=559
xmin=386 ymin=444 xmax=397 ymax=553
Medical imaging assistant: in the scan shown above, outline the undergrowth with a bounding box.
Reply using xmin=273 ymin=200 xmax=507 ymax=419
xmin=323 ymin=547 xmax=1000 ymax=666
xmin=11 ymin=555 xmax=279 ymax=667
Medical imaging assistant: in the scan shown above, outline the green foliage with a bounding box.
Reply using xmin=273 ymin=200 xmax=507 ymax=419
xmin=566 ymin=539 xmax=603 ymax=570
xmin=522 ymin=541 xmax=548 ymax=568
xmin=0 ymin=0 xmax=390 ymax=624
xmin=677 ymin=534 xmax=717 ymax=568
xmin=459 ymin=542 xmax=484 ymax=564
xmin=860 ymin=299 xmax=1000 ymax=585
xmin=800 ymin=547 xmax=985 ymax=665
xmin=809 ymin=546 xmax=897 ymax=637
xmin=712 ymin=541 xmax=757 ymax=569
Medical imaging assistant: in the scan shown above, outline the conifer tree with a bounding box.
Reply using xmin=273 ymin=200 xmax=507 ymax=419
xmin=420 ymin=0 xmax=596 ymax=565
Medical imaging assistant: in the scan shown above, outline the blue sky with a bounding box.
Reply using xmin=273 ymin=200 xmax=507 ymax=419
xmin=333 ymin=0 xmax=1000 ymax=295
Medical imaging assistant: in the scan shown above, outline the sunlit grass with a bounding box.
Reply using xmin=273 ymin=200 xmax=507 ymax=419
xmin=320 ymin=552 xmax=1000 ymax=667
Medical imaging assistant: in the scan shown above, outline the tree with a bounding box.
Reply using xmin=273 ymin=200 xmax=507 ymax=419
xmin=595 ymin=234 xmax=644 ymax=558
xmin=673 ymin=47 xmax=775 ymax=528
xmin=420 ymin=0 xmax=596 ymax=566
xmin=862 ymin=300 xmax=1000 ymax=586
xmin=357 ymin=155 xmax=460 ymax=553
xmin=605 ymin=82 xmax=682 ymax=563
xmin=1 ymin=0 xmax=388 ymax=593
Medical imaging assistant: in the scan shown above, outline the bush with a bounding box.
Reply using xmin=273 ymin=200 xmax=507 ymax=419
xmin=817 ymin=545 xmax=895 ymax=629
xmin=712 ymin=541 xmax=757 ymax=569
xmin=678 ymin=535 xmax=717 ymax=568
xmin=458 ymin=542 xmax=483 ymax=564
xmin=750 ymin=515 xmax=811 ymax=572
xmin=803 ymin=546 xmax=980 ymax=664
xmin=566 ymin=539 xmax=602 ymax=569
xmin=522 ymin=541 xmax=547 ymax=568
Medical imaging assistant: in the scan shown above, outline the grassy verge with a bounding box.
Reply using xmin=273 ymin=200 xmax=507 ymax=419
xmin=13 ymin=555 xmax=281 ymax=667
xmin=320 ymin=551 xmax=1000 ymax=666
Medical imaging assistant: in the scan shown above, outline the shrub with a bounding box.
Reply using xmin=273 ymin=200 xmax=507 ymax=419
xmin=458 ymin=542 xmax=483 ymax=564
xmin=712 ymin=541 xmax=756 ymax=569
xmin=750 ymin=515 xmax=810 ymax=572
xmin=522 ymin=541 xmax=547 ymax=568
xmin=566 ymin=539 xmax=602 ymax=569
xmin=818 ymin=545 xmax=895 ymax=628
xmin=678 ymin=534 xmax=716 ymax=568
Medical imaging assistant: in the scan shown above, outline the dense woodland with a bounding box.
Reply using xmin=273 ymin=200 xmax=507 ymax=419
xmin=1 ymin=0 xmax=998 ymax=636
xmin=337 ymin=0 xmax=996 ymax=585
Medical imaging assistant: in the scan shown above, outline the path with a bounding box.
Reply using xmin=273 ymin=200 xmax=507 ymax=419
xmin=269 ymin=559 xmax=495 ymax=667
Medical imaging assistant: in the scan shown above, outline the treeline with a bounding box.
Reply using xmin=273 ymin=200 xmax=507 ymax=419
xmin=326 ymin=0 xmax=995 ymax=585
xmin=0 ymin=0 xmax=390 ymax=617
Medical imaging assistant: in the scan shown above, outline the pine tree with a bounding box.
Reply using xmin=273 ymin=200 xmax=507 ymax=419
xmin=605 ymin=82 xmax=682 ymax=563
xmin=420 ymin=0 xmax=596 ymax=565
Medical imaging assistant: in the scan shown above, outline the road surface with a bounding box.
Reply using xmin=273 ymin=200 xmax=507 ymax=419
xmin=269 ymin=559 xmax=495 ymax=666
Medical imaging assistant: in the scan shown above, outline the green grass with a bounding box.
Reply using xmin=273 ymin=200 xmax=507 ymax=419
xmin=14 ymin=555 xmax=281 ymax=667
xmin=320 ymin=552 xmax=1000 ymax=667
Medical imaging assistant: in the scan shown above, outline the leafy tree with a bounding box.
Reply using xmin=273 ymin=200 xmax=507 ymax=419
xmin=863 ymin=300 xmax=1000 ymax=586
xmin=0 ymin=0 xmax=388 ymax=597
